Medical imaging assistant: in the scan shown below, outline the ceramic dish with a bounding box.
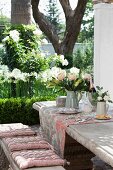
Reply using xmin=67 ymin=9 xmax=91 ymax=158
xmin=95 ymin=114 xmax=111 ymax=120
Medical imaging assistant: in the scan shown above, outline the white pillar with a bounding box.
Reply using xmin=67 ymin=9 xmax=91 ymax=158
xmin=94 ymin=3 xmax=113 ymax=99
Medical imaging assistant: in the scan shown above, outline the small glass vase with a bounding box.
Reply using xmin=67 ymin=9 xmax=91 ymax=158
xmin=56 ymin=96 xmax=66 ymax=107
xmin=96 ymin=101 xmax=107 ymax=115
xmin=80 ymin=92 xmax=93 ymax=113
xmin=65 ymin=91 xmax=80 ymax=109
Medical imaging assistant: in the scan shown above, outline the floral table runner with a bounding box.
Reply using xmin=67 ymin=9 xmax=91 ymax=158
xmin=39 ymin=106 xmax=113 ymax=158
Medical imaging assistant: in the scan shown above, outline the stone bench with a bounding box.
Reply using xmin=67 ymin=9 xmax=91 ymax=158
xmin=0 ymin=123 xmax=66 ymax=170
xmin=0 ymin=139 xmax=65 ymax=170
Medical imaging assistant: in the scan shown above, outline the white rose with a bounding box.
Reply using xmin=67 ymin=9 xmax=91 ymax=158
xmin=104 ymin=95 xmax=110 ymax=101
xmin=51 ymin=67 xmax=61 ymax=79
xmin=54 ymin=53 xmax=57 ymax=56
xmin=41 ymin=69 xmax=52 ymax=82
xmin=98 ymin=91 xmax=103 ymax=96
xmin=11 ymin=68 xmax=21 ymax=79
xmin=70 ymin=67 xmax=79 ymax=75
xmin=9 ymin=30 xmax=20 ymax=42
xmin=0 ymin=70 xmax=3 ymax=75
xmin=62 ymin=59 xmax=68 ymax=66
xmin=97 ymin=96 xmax=103 ymax=101
xmin=68 ymin=73 xmax=76 ymax=81
xmin=41 ymin=53 xmax=45 ymax=57
xmin=59 ymin=55 xmax=64 ymax=61
xmin=57 ymin=70 xmax=66 ymax=81
xmin=2 ymin=36 xmax=9 ymax=42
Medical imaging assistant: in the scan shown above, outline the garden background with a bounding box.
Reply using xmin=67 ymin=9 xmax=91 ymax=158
xmin=0 ymin=0 xmax=94 ymax=125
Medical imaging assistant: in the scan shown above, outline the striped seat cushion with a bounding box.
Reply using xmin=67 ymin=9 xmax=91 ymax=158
xmin=3 ymin=135 xmax=51 ymax=151
xmin=0 ymin=123 xmax=35 ymax=138
xmin=11 ymin=149 xmax=65 ymax=169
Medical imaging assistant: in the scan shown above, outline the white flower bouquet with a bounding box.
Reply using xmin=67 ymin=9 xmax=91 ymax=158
xmin=40 ymin=66 xmax=93 ymax=92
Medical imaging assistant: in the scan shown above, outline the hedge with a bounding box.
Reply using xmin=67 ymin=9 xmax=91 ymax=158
xmin=0 ymin=96 xmax=56 ymax=125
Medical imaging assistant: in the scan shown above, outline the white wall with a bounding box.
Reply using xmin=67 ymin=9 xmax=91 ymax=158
xmin=94 ymin=3 xmax=113 ymax=99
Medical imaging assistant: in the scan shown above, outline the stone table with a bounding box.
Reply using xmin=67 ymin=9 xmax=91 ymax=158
xmin=33 ymin=101 xmax=113 ymax=170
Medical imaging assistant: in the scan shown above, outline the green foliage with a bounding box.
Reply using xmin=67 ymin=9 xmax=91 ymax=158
xmin=1 ymin=24 xmax=47 ymax=73
xmin=0 ymin=45 xmax=5 ymax=63
xmin=3 ymin=24 xmax=40 ymax=52
xmin=78 ymin=0 xmax=94 ymax=42
xmin=20 ymin=51 xmax=49 ymax=73
xmin=0 ymin=70 xmax=65 ymax=98
xmin=1 ymin=24 xmax=50 ymax=97
xmin=0 ymin=15 xmax=10 ymax=25
xmin=2 ymin=35 xmax=23 ymax=70
xmin=0 ymin=53 xmax=68 ymax=98
xmin=0 ymin=15 xmax=10 ymax=42
xmin=73 ymin=43 xmax=93 ymax=73
xmin=45 ymin=0 xmax=62 ymax=35
xmin=0 ymin=96 xmax=56 ymax=125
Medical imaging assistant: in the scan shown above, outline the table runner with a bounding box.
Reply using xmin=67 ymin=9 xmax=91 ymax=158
xmin=39 ymin=106 xmax=113 ymax=158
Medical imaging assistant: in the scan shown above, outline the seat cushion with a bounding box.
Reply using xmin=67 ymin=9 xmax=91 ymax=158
xmin=0 ymin=123 xmax=35 ymax=138
xmin=3 ymin=135 xmax=51 ymax=151
xmin=11 ymin=149 xmax=65 ymax=169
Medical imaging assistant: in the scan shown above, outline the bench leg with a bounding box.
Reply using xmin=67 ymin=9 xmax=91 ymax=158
xmin=0 ymin=143 xmax=9 ymax=170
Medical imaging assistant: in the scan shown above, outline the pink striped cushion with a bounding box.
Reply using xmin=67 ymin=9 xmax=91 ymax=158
xmin=0 ymin=123 xmax=35 ymax=138
xmin=11 ymin=150 xmax=65 ymax=169
xmin=3 ymin=135 xmax=51 ymax=151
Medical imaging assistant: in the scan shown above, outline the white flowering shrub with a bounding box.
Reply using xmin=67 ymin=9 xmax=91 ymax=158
xmin=2 ymin=24 xmax=42 ymax=72
xmin=46 ymin=53 xmax=68 ymax=68
xmin=0 ymin=65 xmax=39 ymax=98
xmin=1 ymin=25 xmax=50 ymax=97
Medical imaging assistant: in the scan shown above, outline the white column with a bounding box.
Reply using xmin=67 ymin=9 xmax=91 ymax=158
xmin=94 ymin=3 xmax=113 ymax=99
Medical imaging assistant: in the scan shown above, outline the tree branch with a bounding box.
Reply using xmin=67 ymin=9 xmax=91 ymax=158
xmin=61 ymin=0 xmax=87 ymax=54
xmin=59 ymin=0 xmax=73 ymax=18
xmin=74 ymin=0 xmax=87 ymax=17
xmin=34 ymin=0 xmax=40 ymax=7
xmin=31 ymin=0 xmax=87 ymax=56
xmin=31 ymin=0 xmax=60 ymax=51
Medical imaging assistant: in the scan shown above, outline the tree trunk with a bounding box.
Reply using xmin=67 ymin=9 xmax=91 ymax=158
xmin=31 ymin=0 xmax=87 ymax=57
xmin=11 ymin=0 xmax=32 ymax=24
